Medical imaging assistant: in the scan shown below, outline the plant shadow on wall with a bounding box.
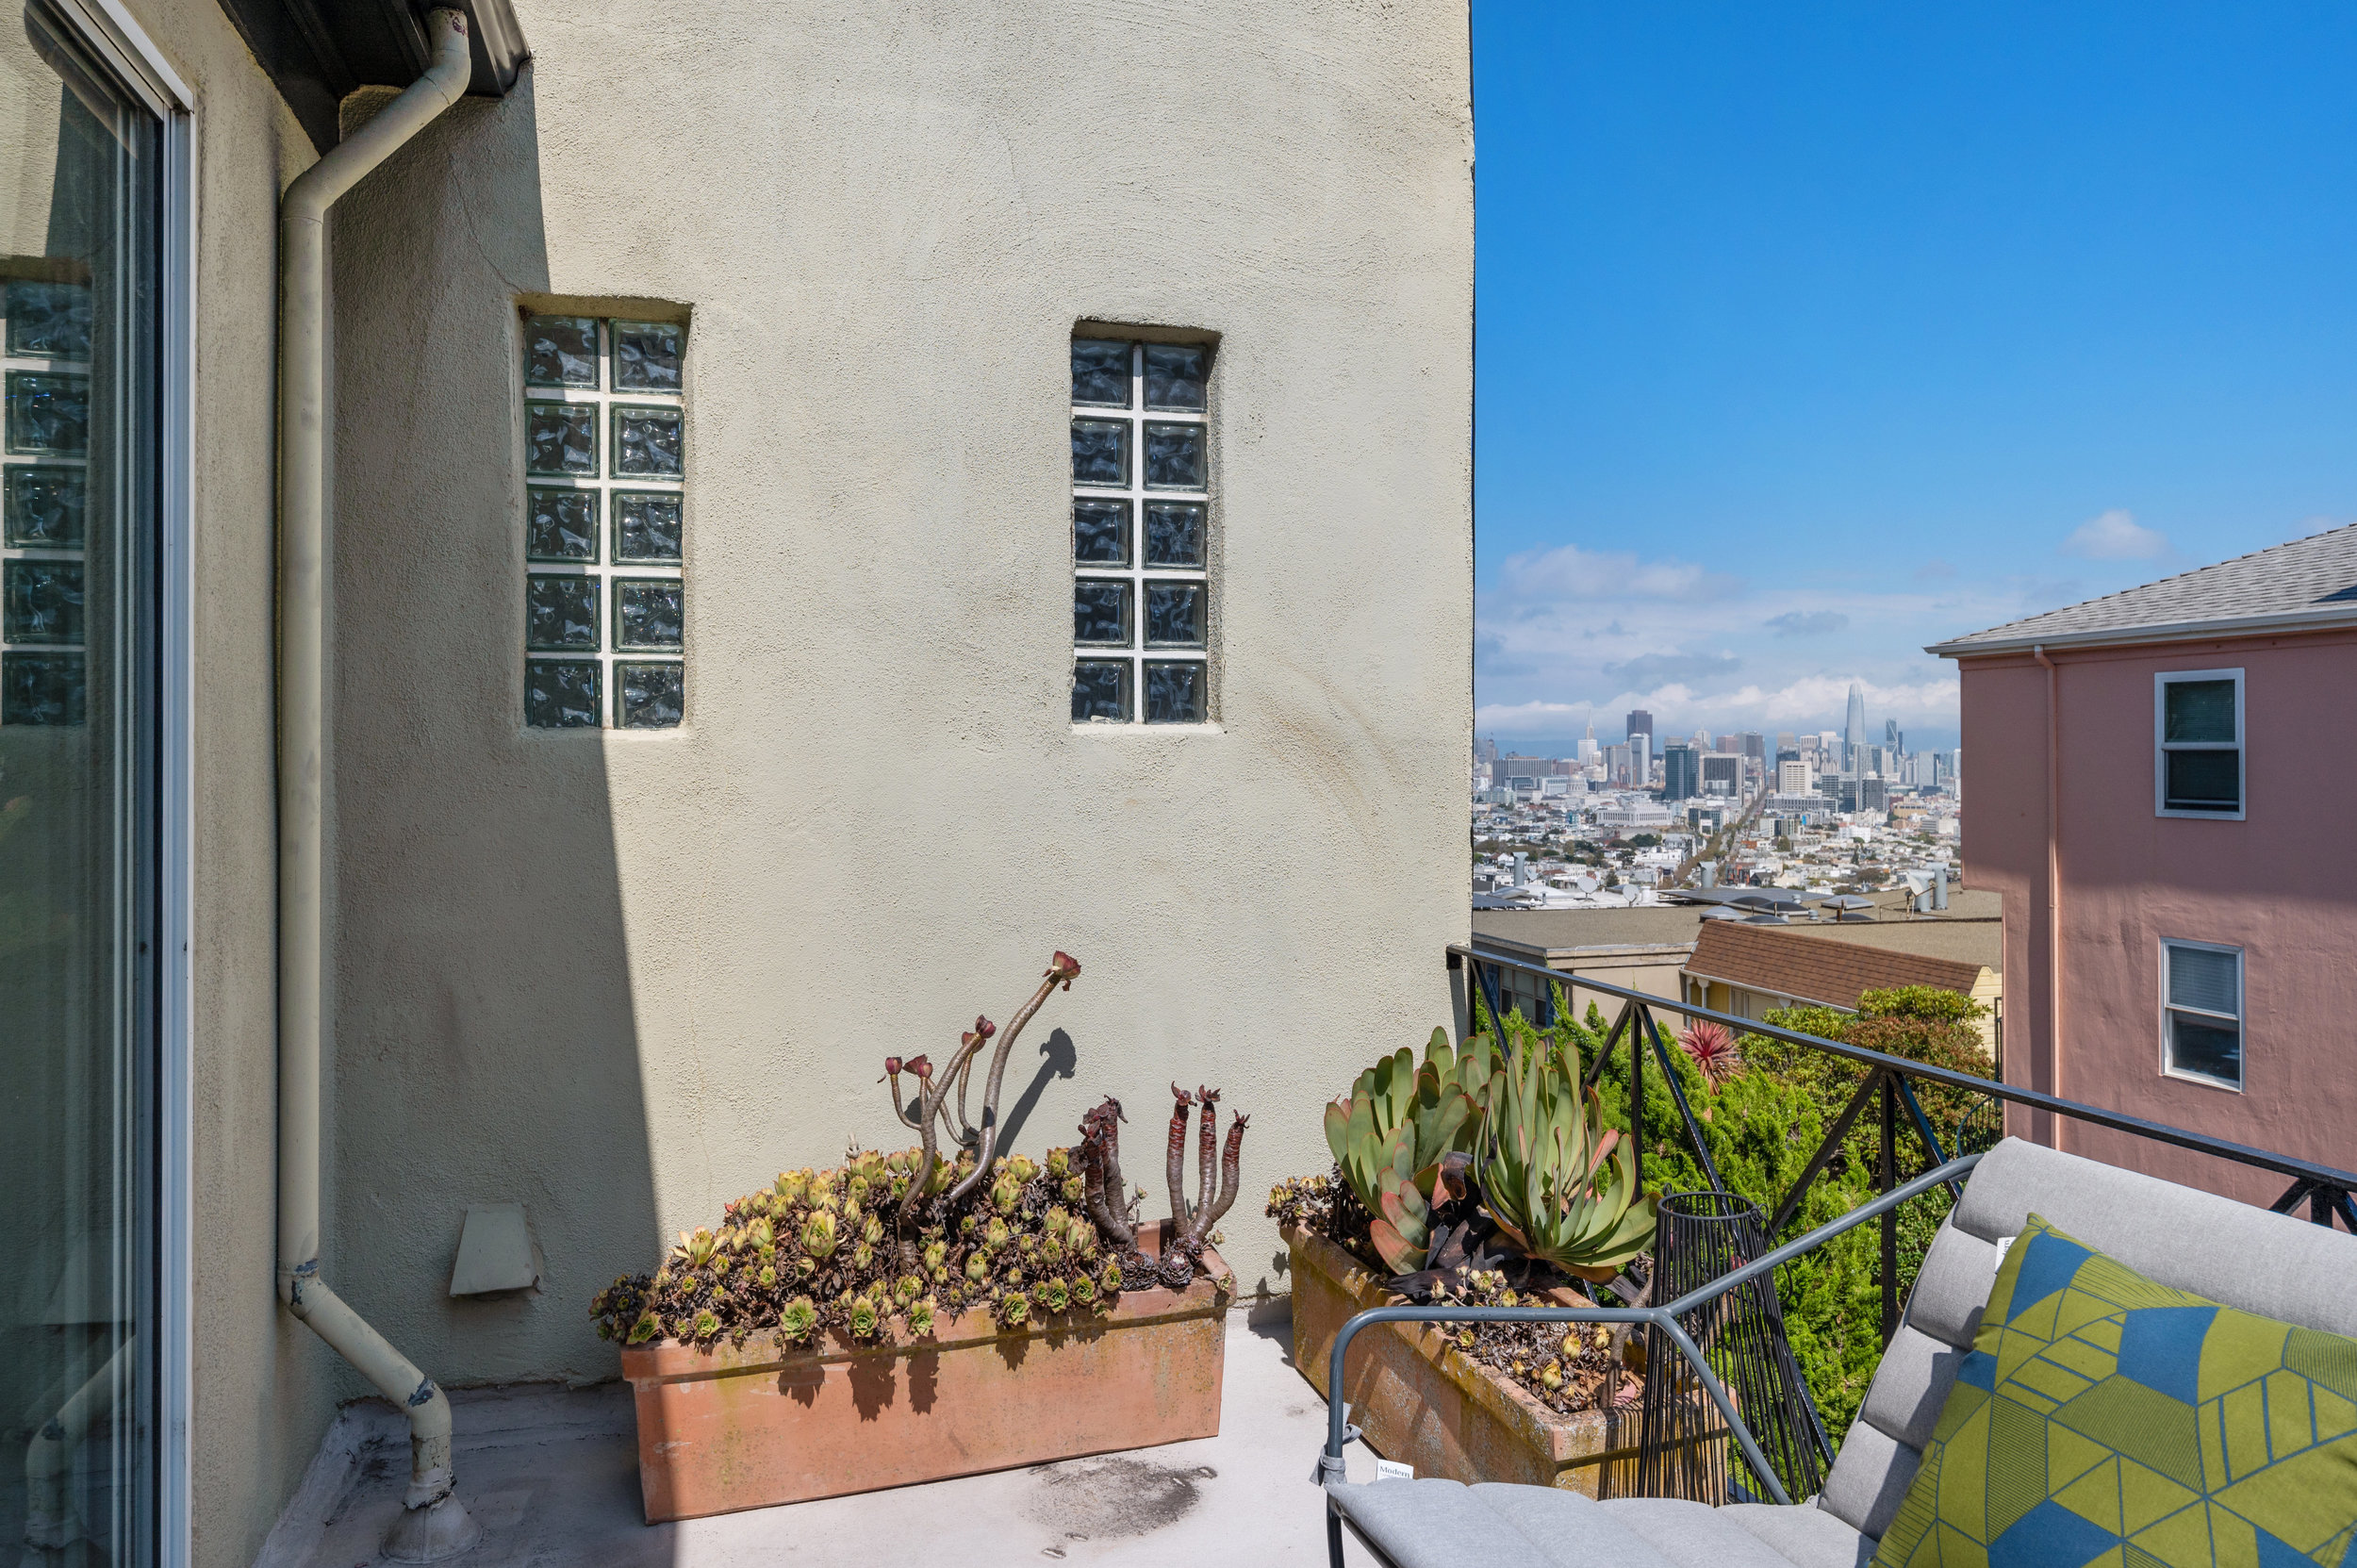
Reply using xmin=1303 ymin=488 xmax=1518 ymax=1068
xmin=321 ymin=64 xmax=669 ymax=1419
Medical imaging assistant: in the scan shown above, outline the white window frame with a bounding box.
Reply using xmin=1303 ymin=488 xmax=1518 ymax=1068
xmin=2153 ymin=668 xmax=2244 ymax=820
xmin=1069 ymin=334 xmax=1213 ymax=727
xmin=20 ymin=1 xmax=195 ymax=1560
xmin=2159 ymin=937 xmax=2245 ymax=1093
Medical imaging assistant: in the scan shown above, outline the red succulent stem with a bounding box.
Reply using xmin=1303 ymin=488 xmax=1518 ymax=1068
xmin=1192 ymin=1086 xmax=1220 ymax=1239
xmin=948 ymin=953 xmax=1080 ymax=1205
xmin=1080 ymin=1098 xmax=1134 ymax=1248
xmin=1164 ymin=1084 xmax=1194 ymax=1230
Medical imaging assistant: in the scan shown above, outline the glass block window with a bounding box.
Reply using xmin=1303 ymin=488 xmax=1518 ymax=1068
xmin=520 ymin=313 xmax=685 ymax=728
xmin=1070 ymin=337 xmax=1209 ymax=724
xmin=2 ymin=279 xmax=91 ymax=725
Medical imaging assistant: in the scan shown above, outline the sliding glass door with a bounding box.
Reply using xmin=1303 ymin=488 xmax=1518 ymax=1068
xmin=0 ymin=2 xmax=162 ymax=1561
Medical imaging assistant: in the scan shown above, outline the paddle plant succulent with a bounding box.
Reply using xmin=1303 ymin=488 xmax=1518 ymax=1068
xmin=1475 ymin=1036 xmax=1657 ymax=1282
xmin=1324 ymin=1028 xmax=1497 ymax=1273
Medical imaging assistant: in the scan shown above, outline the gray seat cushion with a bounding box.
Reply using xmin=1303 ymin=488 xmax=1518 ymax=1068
xmin=1721 ymin=1501 xmax=1872 ymax=1568
xmin=1325 ymin=1477 xmax=1641 ymax=1568
xmin=1325 ymin=1479 xmax=1857 ymax=1568
xmin=1598 ymin=1496 xmax=1825 ymax=1568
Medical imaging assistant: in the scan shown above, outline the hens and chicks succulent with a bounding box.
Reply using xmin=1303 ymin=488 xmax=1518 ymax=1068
xmin=590 ymin=1144 xmax=1124 ymax=1350
xmin=591 ymin=949 xmax=1250 ymax=1353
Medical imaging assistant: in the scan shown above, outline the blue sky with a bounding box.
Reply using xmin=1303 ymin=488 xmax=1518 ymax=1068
xmin=1473 ymin=3 xmax=2357 ymax=753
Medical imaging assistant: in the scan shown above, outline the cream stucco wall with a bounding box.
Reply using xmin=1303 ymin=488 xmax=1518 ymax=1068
xmin=91 ymin=1 xmax=337 ymax=1565
xmin=315 ymin=0 xmax=1472 ymax=1398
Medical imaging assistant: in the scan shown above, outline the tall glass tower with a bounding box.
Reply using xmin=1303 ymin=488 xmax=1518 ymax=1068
xmin=1844 ymin=683 xmax=1867 ymax=772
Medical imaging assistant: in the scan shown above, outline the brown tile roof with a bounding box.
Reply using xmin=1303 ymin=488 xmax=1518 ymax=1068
xmin=1684 ymin=920 xmax=1988 ymax=1012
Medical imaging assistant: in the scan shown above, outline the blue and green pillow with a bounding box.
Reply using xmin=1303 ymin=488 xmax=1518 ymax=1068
xmin=1872 ymin=1213 xmax=2357 ymax=1568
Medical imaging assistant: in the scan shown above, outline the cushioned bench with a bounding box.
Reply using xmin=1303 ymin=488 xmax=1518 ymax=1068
xmin=1322 ymin=1137 xmax=2357 ymax=1568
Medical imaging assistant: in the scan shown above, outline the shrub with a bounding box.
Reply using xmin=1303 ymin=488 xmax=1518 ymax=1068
xmin=1858 ymin=984 xmax=1985 ymax=1024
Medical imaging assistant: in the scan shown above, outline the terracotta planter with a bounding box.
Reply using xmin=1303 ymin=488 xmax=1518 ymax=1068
xmin=620 ymin=1220 xmax=1229 ymax=1522
xmin=1285 ymin=1223 xmax=1661 ymax=1496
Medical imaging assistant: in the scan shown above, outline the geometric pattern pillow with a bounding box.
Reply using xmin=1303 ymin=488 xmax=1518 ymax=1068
xmin=1871 ymin=1213 xmax=2357 ymax=1568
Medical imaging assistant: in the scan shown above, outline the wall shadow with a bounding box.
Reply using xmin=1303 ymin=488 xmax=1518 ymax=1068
xmin=321 ymin=63 xmax=667 ymax=1443
xmin=995 ymin=1027 xmax=1080 ymax=1153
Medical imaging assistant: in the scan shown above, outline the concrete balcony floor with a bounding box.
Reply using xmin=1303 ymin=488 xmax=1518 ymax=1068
xmin=259 ymin=1311 xmax=1383 ymax=1567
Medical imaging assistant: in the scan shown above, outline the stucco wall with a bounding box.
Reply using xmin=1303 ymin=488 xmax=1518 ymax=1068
xmin=318 ymin=1 xmax=1472 ymax=1395
xmin=102 ymin=1 xmax=337 ymax=1564
xmin=1957 ymin=634 xmax=2357 ymax=1206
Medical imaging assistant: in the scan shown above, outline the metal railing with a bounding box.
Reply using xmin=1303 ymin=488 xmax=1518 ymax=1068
xmin=1321 ymin=1159 xmax=1982 ymax=1567
xmin=1451 ymin=943 xmax=2357 ymax=1340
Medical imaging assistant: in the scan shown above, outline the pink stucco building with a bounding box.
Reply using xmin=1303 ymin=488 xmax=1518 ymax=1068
xmin=1929 ymin=522 xmax=2357 ymax=1210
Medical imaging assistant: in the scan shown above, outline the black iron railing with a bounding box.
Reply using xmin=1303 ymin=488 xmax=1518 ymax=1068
xmin=1450 ymin=942 xmax=2357 ymax=1344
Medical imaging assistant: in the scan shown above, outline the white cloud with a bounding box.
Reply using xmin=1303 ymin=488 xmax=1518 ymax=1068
xmin=1475 ymin=673 xmax=1961 ymax=735
xmin=1494 ymin=543 xmax=1741 ymax=603
xmin=2060 ymin=509 xmax=2168 ymax=561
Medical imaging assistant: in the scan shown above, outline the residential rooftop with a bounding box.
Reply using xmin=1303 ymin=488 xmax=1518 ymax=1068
xmin=1928 ymin=520 xmax=2357 ymax=655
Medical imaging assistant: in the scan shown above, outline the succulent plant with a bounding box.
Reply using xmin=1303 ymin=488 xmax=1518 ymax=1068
xmin=848 ymin=1295 xmax=881 ymax=1340
xmin=921 ymin=1240 xmax=947 ymax=1275
xmin=883 ymin=954 xmax=1084 ymax=1265
xmin=800 ymin=1210 xmax=838 ymax=1261
xmin=682 ymin=1227 xmax=718 ymax=1267
xmin=1155 ymin=1083 xmax=1249 ymax=1284
xmin=1039 ymin=1276 xmax=1070 ymax=1313
xmin=1062 ymin=1176 xmax=1086 ymax=1206
xmin=628 ymin=1312 xmax=659 ymax=1345
xmin=965 ymin=1251 xmax=992 ymax=1284
xmin=757 ymin=1263 xmax=778 ymax=1289
xmin=1096 ymin=1258 xmax=1124 ymax=1297
xmin=1475 ymin=1036 xmax=1657 ymax=1282
xmin=997 ymin=1290 xmax=1031 ymax=1329
xmin=693 ymin=1309 xmax=720 ymax=1342
xmin=851 ymin=1240 xmax=874 ymax=1271
xmin=1325 ymin=1029 xmax=1494 ymax=1275
xmin=908 ymin=1296 xmax=936 ymax=1336
xmin=990 ymin=1173 xmax=1022 ymax=1214
xmin=984 ymin=1216 xmax=1010 ymax=1248
xmin=1071 ymin=1271 xmax=1096 ymax=1305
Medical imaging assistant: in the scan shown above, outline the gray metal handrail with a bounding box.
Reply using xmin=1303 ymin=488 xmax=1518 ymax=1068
xmin=1319 ymin=1155 xmax=1984 ymax=1565
xmin=1451 ymin=943 xmax=2357 ymax=1214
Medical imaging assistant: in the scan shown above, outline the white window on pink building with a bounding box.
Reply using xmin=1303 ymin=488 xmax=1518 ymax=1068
xmin=2161 ymin=939 xmax=2242 ymax=1090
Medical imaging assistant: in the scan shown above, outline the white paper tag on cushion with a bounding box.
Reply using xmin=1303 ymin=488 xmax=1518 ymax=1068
xmin=1994 ymin=1235 xmax=2017 ymax=1267
xmin=1375 ymin=1460 xmax=1414 ymax=1483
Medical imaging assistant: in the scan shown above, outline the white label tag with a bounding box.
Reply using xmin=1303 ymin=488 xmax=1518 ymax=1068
xmin=1375 ymin=1460 xmax=1415 ymax=1483
xmin=1994 ymin=1234 xmax=2017 ymax=1267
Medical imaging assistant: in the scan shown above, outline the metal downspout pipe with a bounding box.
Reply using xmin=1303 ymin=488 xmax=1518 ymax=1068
xmin=2033 ymin=643 xmax=2062 ymax=1151
xmin=277 ymin=11 xmax=479 ymax=1560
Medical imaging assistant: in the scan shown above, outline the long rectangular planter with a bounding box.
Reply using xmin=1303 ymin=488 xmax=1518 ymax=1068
xmin=620 ymin=1220 xmax=1228 ymax=1522
xmin=1285 ymin=1223 xmax=1651 ymax=1496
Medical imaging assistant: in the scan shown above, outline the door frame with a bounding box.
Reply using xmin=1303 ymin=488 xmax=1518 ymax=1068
xmin=34 ymin=3 xmax=193 ymax=1561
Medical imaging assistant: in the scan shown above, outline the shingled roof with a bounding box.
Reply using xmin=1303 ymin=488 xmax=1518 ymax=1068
xmin=1926 ymin=520 xmax=2357 ymax=656
xmin=1685 ymin=920 xmax=1987 ymax=1013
